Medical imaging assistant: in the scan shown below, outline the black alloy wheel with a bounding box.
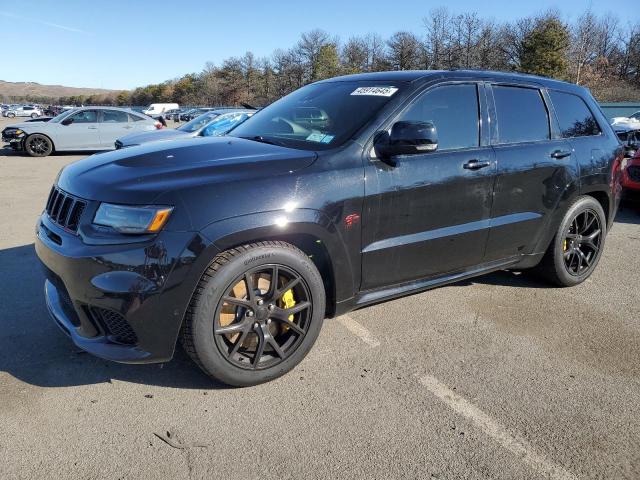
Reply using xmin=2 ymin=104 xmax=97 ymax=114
xmin=214 ymin=264 xmax=312 ymax=370
xmin=25 ymin=134 xmax=53 ymax=157
xmin=536 ymin=195 xmax=606 ymax=287
xmin=562 ymin=209 xmax=602 ymax=276
xmin=181 ymin=241 xmax=325 ymax=387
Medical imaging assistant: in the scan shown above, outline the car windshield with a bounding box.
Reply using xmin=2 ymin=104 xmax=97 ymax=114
xmin=229 ymin=81 xmax=404 ymax=150
xmin=49 ymin=109 xmax=77 ymax=123
xmin=178 ymin=112 xmax=220 ymax=132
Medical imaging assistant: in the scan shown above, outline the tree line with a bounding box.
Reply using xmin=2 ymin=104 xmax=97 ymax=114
xmin=7 ymin=8 xmax=640 ymax=106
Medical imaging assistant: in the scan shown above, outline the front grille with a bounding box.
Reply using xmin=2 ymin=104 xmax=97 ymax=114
xmin=628 ymin=166 xmax=640 ymax=183
xmin=45 ymin=186 xmax=86 ymax=233
xmin=90 ymin=307 xmax=138 ymax=345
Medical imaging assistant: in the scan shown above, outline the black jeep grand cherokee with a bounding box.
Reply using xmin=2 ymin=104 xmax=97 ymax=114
xmin=36 ymin=71 xmax=622 ymax=386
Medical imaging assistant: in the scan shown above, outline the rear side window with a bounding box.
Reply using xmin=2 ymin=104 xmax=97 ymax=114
xmin=548 ymin=90 xmax=601 ymax=138
xmin=399 ymin=83 xmax=480 ymax=150
xmin=128 ymin=113 xmax=147 ymax=122
xmin=493 ymin=86 xmax=549 ymax=144
xmin=102 ymin=110 xmax=129 ymax=123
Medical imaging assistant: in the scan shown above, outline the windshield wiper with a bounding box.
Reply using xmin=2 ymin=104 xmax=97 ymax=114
xmin=240 ymin=135 xmax=283 ymax=146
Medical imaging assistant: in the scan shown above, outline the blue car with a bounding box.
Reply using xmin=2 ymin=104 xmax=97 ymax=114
xmin=115 ymin=108 xmax=255 ymax=149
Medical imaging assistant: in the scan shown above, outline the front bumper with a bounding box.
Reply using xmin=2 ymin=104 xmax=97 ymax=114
xmin=35 ymin=213 xmax=217 ymax=363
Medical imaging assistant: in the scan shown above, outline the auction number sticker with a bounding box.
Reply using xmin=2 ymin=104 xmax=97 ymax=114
xmin=350 ymin=86 xmax=398 ymax=97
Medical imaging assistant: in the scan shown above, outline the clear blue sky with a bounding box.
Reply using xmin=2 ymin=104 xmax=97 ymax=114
xmin=0 ymin=0 xmax=636 ymax=90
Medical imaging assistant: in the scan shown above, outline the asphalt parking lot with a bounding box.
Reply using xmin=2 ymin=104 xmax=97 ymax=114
xmin=0 ymin=115 xmax=639 ymax=479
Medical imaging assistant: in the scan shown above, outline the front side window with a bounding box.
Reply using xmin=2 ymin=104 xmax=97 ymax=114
xmin=397 ymin=84 xmax=480 ymax=150
xmin=493 ymin=86 xmax=549 ymax=144
xmin=230 ymin=81 xmax=404 ymax=150
xmin=69 ymin=110 xmax=98 ymax=123
xmin=102 ymin=110 xmax=129 ymax=123
xmin=549 ymin=90 xmax=601 ymax=138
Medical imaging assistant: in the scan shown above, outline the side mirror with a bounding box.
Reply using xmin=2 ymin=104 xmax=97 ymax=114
xmin=375 ymin=121 xmax=438 ymax=161
xmin=61 ymin=118 xmax=73 ymax=126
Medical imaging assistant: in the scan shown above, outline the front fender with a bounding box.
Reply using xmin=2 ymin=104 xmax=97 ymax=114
xmin=199 ymin=208 xmax=357 ymax=308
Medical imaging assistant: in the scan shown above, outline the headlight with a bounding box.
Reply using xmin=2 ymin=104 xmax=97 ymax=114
xmin=93 ymin=203 xmax=173 ymax=234
xmin=14 ymin=129 xmax=25 ymax=136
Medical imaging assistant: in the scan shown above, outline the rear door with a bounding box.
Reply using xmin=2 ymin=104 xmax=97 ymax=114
xmin=483 ymin=84 xmax=575 ymax=262
xmin=55 ymin=109 xmax=101 ymax=150
xmin=99 ymin=109 xmax=133 ymax=148
xmin=361 ymin=82 xmax=496 ymax=289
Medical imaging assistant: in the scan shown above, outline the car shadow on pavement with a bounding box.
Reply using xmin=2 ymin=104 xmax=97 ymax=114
xmin=0 ymin=243 xmax=226 ymax=390
xmin=453 ymin=269 xmax=551 ymax=289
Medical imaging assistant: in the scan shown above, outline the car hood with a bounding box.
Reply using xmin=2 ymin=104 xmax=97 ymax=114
xmin=118 ymin=128 xmax=193 ymax=146
xmin=57 ymin=136 xmax=318 ymax=203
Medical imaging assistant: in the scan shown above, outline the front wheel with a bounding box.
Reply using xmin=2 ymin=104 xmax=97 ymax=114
xmin=181 ymin=241 xmax=326 ymax=387
xmin=7 ymin=112 xmax=15 ymax=118
xmin=24 ymin=134 xmax=53 ymax=157
xmin=536 ymin=196 xmax=606 ymax=286
xmin=30 ymin=113 xmax=38 ymax=118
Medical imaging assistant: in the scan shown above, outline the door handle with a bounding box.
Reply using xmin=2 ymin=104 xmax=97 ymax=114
xmin=550 ymin=149 xmax=572 ymax=159
xmin=124 ymin=125 xmax=133 ymax=129
xmin=463 ymin=159 xmax=491 ymax=170
xmin=87 ymin=126 xmax=98 ymax=130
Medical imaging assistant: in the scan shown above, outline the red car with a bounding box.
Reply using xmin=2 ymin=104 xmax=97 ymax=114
xmin=622 ymin=150 xmax=640 ymax=191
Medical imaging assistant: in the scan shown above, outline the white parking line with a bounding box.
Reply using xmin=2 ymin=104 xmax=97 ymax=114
xmin=418 ymin=375 xmax=577 ymax=480
xmin=337 ymin=315 xmax=380 ymax=347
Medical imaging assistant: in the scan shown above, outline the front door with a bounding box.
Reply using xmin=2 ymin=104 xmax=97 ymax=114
xmin=56 ymin=109 xmax=101 ymax=150
xmin=361 ymin=83 xmax=496 ymax=290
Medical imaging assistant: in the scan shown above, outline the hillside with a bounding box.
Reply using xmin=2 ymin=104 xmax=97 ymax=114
xmin=0 ymin=80 xmax=123 ymax=101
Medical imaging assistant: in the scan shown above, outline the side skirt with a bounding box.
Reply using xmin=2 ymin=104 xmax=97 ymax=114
xmin=334 ymin=257 xmax=520 ymax=316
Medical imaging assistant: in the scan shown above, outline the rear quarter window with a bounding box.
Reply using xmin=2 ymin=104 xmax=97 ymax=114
xmin=548 ymin=90 xmax=601 ymax=138
xmin=493 ymin=85 xmax=550 ymax=144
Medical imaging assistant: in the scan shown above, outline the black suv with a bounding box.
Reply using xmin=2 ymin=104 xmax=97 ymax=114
xmin=35 ymin=71 xmax=622 ymax=386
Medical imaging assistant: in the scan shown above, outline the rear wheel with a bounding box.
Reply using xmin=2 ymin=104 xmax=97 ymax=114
xmin=181 ymin=241 xmax=325 ymax=387
xmin=24 ymin=134 xmax=53 ymax=157
xmin=7 ymin=112 xmax=15 ymax=118
xmin=537 ymin=196 xmax=606 ymax=286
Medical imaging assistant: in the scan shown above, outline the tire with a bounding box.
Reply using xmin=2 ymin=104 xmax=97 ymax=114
xmin=24 ymin=134 xmax=53 ymax=157
xmin=30 ymin=113 xmax=38 ymax=118
xmin=536 ymin=196 xmax=606 ymax=287
xmin=7 ymin=112 xmax=15 ymax=118
xmin=181 ymin=241 xmax=326 ymax=387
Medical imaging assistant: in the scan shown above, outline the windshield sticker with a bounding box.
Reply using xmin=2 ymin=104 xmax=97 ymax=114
xmin=306 ymin=132 xmax=328 ymax=142
xmin=350 ymin=86 xmax=398 ymax=97
xmin=320 ymin=135 xmax=334 ymax=144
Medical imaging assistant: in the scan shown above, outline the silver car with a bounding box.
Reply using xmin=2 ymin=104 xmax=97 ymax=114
xmin=3 ymin=105 xmax=43 ymax=118
xmin=2 ymin=106 xmax=161 ymax=157
xmin=115 ymin=109 xmax=255 ymax=149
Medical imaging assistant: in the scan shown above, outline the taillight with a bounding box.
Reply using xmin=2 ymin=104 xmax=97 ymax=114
xmin=155 ymin=122 xmax=163 ymax=130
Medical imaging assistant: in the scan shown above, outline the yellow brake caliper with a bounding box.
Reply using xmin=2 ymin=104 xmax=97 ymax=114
xmin=279 ymin=288 xmax=296 ymax=331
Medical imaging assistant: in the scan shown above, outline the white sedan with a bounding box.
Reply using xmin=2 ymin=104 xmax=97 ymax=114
xmin=2 ymin=106 xmax=161 ymax=157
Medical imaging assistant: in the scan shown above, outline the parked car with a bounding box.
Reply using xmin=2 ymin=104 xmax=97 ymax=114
xmin=4 ymin=105 xmax=42 ymax=118
xmin=163 ymin=108 xmax=181 ymax=121
xmin=142 ymin=103 xmax=179 ymax=117
xmin=610 ymin=111 xmax=640 ymax=130
xmin=619 ymin=128 xmax=640 ymax=193
xmin=44 ymin=106 xmax=64 ymax=117
xmin=115 ymin=109 xmax=255 ymax=149
xmin=2 ymin=106 xmax=162 ymax=156
xmin=181 ymin=108 xmax=216 ymax=122
xmin=35 ymin=70 xmax=621 ymax=387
